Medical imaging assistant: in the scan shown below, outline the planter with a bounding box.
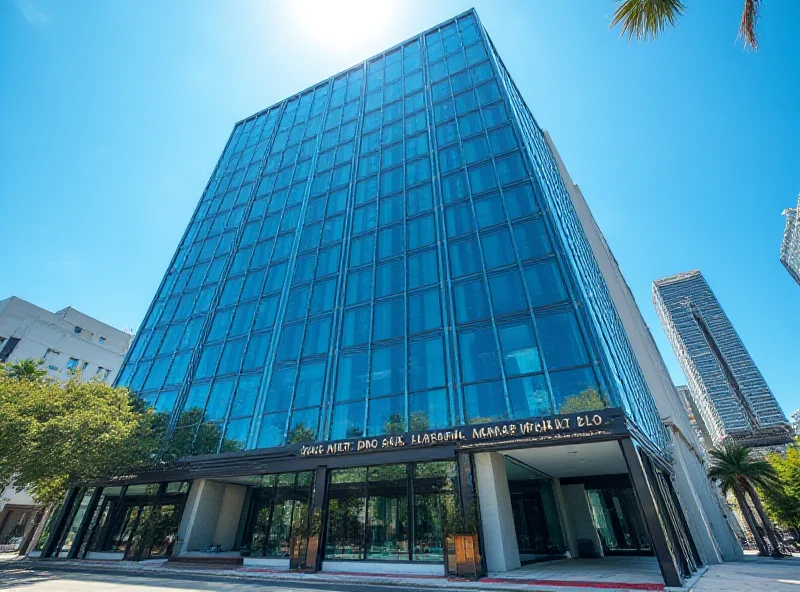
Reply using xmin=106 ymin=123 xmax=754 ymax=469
xmin=444 ymin=534 xmax=481 ymax=580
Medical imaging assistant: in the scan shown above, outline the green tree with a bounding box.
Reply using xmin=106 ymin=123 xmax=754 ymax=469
xmin=708 ymin=443 xmax=783 ymax=557
xmin=287 ymin=423 xmax=317 ymax=445
xmin=2 ymin=359 xmax=47 ymax=381
xmin=559 ymin=388 xmax=607 ymax=415
xmin=0 ymin=365 xmax=163 ymax=505
xmin=611 ymin=0 xmax=762 ymax=50
xmin=760 ymin=439 xmax=800 ymax=535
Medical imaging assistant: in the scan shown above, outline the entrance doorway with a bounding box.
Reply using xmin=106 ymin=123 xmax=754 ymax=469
xmin=587 ymin=486 xmax=651 ymax=554
xmin=505 ymin=457 xmax=566 ymax=562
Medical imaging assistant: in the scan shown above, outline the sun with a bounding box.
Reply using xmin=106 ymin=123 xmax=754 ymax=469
xmin=286 ymin=0 xmax=395 ymax=51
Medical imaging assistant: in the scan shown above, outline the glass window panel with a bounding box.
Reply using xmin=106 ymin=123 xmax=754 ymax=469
xmin=409 ymin=389 xmax=449 ymax=430
xmin=375 ymin=260 xmax=404 ymax=298
xmin=350 ymin=235 xmax=375 ymax=268
xmin=381 ymin=143 xmax=404 ymax=170
xmin=379 ymin=195 xmax=404 ymax=227
xmin=436 ymin=121 xmax=458 ymax=147
xmin=464 ymin=380 xmax=507 ymax=424
xmin=310 ymin=279 xmax=336 ymax=314
xmin=463 ymin=134 xmax=490 ymax=164
xmin=441 ymin=170 xmax=468 ymax=204
xmin=336 ymin=352 xmax=369 ymax=402
xmin=204 ymin=379 xmax=235 ymax=422
xmin=445 ymin=202 xmax=475 ymax=238
xmin=218 ymin=338 xmax=246 ymax=374
xmin=266 ymin=367 xmax=296 ymax=413
xmin=288 ymin=408 xmax=319 ymax=443
xmin=231 ymin=374 xmax=261 ymax=418
xmin=459 ymin=327 xmax=501 ymax=383
xmin=294 ymin=362 xmax=326 ymax=408
xmin=473 ymin=193 xmax=506 ymax=229
xmin=409 ymin=291 xmax=441 ymax=334
xmin=408 ymin=336 xmax=445 ymax=391
xmin=496 ymin=152 xmax=526 ymax=186
xmin=229 ymin=301 xmax=256 ymax=336
xmin=514 ymin=219 xmax=552 ymax=260
xmin=207 ymin=308 xmax=233 ymax=342
xmin=243 ymin=332 xmax=271 ymax=371
xmin=294 ymin=253 xmax=316 ymax=284
xmin=407 ymin=183 xmax=433 ymax=216
xmin=508 ymin=375 xmax=551 ymax=419
xmin=352 ymin=204 xmax=377 ymax=234
xmin=489 ymin=126 xmax=517 ymax=155
xmin=549 ymin=367 xmax=606 ymax=414
xmin=405 ymin=133 xmax=428 ymax=160
xmin=406 ymin=158 xmax=431 ymax=186
xmin=525 ymin=260 xmax=568 ymax=307
xmin=368 ymin=394 xmax=406 ymax=436
xmin=255 ymin=295 xmax=279 ymax=330
xmin=498 ymin=320 xmax=542 ymax=376
xmin=264 ymin=262 xmax=288 ymax=292
xmin=370 ymin=345 xmax=405 ymax=397
xmin=165 ymin=354 xmax=190 ymax=387
xmin=407 ymin=214 xmax=435 ymax=250
xmin=276 ymin=323 xmax=304 ymax=361
xmin=489 ymin=269 xmax=528 ymax=315
xmin=303 ymin=315 xmax=331 ymax=356
xmin=449 ymin=237 xmax=481 ymax=277
xmin=377 ymin=225 xmax=404 ymax=259
xmin=196 ymin=344 xmax=222 ymax=380
xmin=257 ymin=412 xmax=288 ymax=448
xmin=454 ymin=89 xmax=477 ymax=115
xmin=222 ymin=418 xmax=250 ymax=451
xmin=459 ymin=111 xmax=484 ymax=137
xmin=454 ymin=278 xmax=490 ymax=324
xmin=481 ymin=228 xmax=515 ymax=268
xmin=408 ymin=250 xmax=438 ymax=289
xmin=285 ymin=287 xmax=311 ymax=321
xmin=346 ymin=269 xmax=372 ymax=305
xmin=316 ymin=246 xmax=341 ymax=277
xmin=331 ymin=401 xmax=365 ymax=439
xmin=431 ymin=79 xmax=451 ymax=102
xmin=182 ymin=383 xmax=210 ymax=416
xmin=468 ymin=161 xmax=497 ymax=194
xmin=373 ymin=299 xmax=404 ymax=341
xmin=343 ymin=307 xmax=371 ymax=347
xmin=536 ymin=311 xmax=589 ymax=370
xmin=438 ymin=145 xmax=463 ymax=174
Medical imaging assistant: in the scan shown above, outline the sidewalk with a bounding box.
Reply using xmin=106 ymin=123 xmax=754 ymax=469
xmin=0 ymin=554 xmax=681 ymax=592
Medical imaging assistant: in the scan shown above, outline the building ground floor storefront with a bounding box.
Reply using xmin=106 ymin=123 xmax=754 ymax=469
xmin=32 ymin=409 xmax=709 ymax=587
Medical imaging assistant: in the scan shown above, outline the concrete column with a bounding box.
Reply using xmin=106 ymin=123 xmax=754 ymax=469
xmin=559 ymin=483 xmax=604 ymax=558
xmin=178 ymin=480 xmax=247 ymax=553
xmin=473 ymin=452 xmax=520 ymax=573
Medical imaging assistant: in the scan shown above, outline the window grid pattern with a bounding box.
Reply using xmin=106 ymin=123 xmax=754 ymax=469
xmin=477 ymin=18 xmax=666 ymax=448
xmin=115 ymin=9 xmax=666 ymax=456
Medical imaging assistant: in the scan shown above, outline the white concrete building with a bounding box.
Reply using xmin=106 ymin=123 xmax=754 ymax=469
xmin=0 ymin=296 xmax=132 ymax=553
xmin=0 ymin=296 xmax=131 ymax=383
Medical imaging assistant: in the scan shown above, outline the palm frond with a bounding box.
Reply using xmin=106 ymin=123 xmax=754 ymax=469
xmin=610 ymin=0 xmax=686 ymax=42
xmin=738 ymin=0 xmax=761 ymax=50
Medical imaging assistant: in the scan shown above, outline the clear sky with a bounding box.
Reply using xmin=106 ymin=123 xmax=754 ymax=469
xmin=1 ymin=0 xmax=798 ymax=415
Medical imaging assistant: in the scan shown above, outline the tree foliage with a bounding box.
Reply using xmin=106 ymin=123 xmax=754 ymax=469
xmin=0 ymin=361 xmax=163 ymax=505
xmin=760 ymin=439 xmax=800 ymax=531
xmin=611 ymin=0 xmax=762 ymax=50
xmin=559 ymin=388 xmax=607 ymax=415
xmin=2 ymin=359 xmax=47 ymax=381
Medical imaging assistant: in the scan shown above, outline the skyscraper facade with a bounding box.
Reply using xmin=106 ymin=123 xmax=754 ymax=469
xmin=781 ymin=195 xmax=800 ymax=287
xmin=36 ymin=11 xmax=713 ymax=586
xmin=653 ymin=270 xmax=791 ymax=448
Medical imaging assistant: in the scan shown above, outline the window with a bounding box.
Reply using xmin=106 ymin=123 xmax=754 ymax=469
xmin=464 ymin=380 xmax=507 ymax=424
xmin=99 ymin=336 xmax=106 ymax=344
xmin=370 ymin=344 xmax=405 ymax=397
xmin=508 ymin=375 xmax=551 ymax=419
xmin=549 ymin=367 xmax=606 ymax=414
xmin=454 ymin=279 xmax=490 ymax=324
xmin=408 ymin=336 xmax=445 ymax=391
xmin=458 ymin=327 xmax=501 ymax=383
xmin=498 ymin=321 xmax=541 ymax=376
xmin=489 ymin=269 xmax=528 ymax=315
xmin=409 ymin=291 xmax=441 ymax=334
xmin=525 ymin=260 xmax=568 ymax=307
xmin=535 ymin=311 xmax=589 ymax=370
xmin=66 ymin=358 xmax=79 ymax=372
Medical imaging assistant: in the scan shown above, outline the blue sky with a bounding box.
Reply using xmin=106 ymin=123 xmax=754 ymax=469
xmin=1 ymin=0 xmax=798 ymax=415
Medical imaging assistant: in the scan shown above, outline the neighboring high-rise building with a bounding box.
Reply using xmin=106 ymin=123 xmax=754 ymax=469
xmin=780 ymin=195 xmax=800 ymax=287
xmin=0 ymin=296 xmax=132 ymax=554
xmin=653 ymin=271 xmax=791 ymax=448
xmin=792 ymin=409 xmax=800 ymax=436
xmin=37 ymin=11 xmax=729 ymax=586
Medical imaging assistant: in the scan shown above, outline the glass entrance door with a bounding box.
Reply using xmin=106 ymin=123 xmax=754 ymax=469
xmin=587 ymin=487 xmax=651 ymax=554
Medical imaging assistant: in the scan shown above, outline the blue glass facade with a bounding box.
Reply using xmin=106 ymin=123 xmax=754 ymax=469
xmin=116 ymin=9 xmax=666 ymax=457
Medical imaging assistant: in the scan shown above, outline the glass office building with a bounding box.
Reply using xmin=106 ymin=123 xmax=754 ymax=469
xmin=37 ymin=11 xmax=702 ymax=587
xmin=653 ymin=270 xmax=791 ymax=448
xmin=781 ymin=195 xmax=800 ymax=288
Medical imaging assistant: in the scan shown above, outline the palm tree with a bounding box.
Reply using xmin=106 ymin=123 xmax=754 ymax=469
xmin=708 ymin=443 xmax=784 ymax=557
xmin=611 ymin=0 xmax=762 ymax=50
xmin=2 ymin=358 xmax=47 ymax=381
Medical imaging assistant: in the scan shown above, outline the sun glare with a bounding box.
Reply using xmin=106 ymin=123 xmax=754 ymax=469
xmin=288 ymin=0 xmax=395 ymax=51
